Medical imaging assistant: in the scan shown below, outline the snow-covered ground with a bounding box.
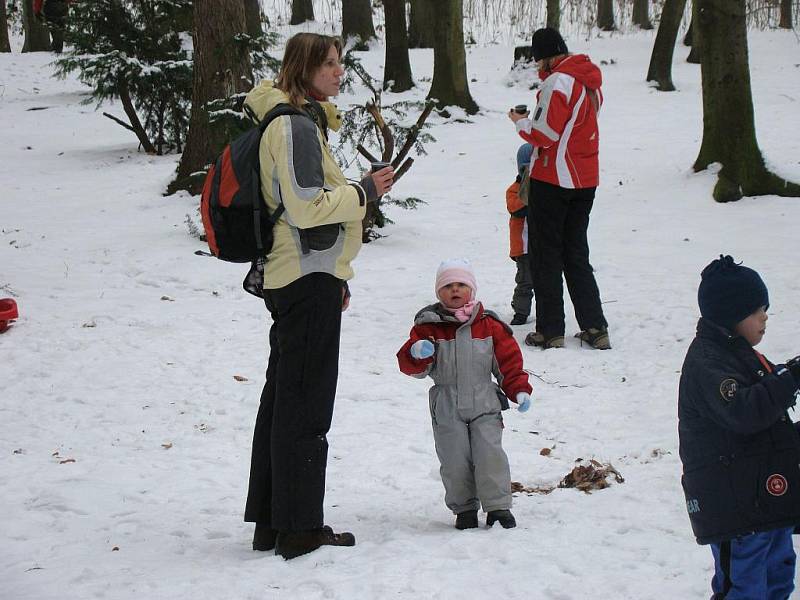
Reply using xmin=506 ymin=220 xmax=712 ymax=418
xmin=2 ymin=23 xmax=800 ymax=600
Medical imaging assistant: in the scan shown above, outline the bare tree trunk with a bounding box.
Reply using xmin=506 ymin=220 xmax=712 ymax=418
xmin=694 ymin=0 xmax=800 ymax=201
xmin=290 ymin=0 xmax=314 ymax=25
xmin=383 ymin=0 xmax=413 ymax=92
xmin=1 ymin=0 xmax=11 ymax=52
xmin=22 ymin=0 xmax=50 ymax=52
xmin=342 ymin=0 xmax=375 ymax=49
xmin=244 ymin=0 xmax=263 ymax=38
xmin=174 ymin=0 xmax=253 ymax=193
xmin=597 ymin=0 xmax=616 ymax=30
xmin=427 ymin=0 xmax=478 ymax=115
xmin=646 ymin=0 xmax=687 ymax=91
xmin=632 ymin=0 xmax=653 ymax=29
xmin=408 ymin=0 xmax=435 ymax=49
xmin=546 ymin=0 xmax=560 ymax=29
xmin=779 ymin=0 xmax=792 ymax=28
xmin=686 ymin=10 xmax=701 ymax=64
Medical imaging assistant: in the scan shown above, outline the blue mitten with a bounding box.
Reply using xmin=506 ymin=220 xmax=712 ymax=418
xmin=516 ymin=392 xmax=532 ymax=413
xmin=410 ymin=339 xmax=435 ymax=359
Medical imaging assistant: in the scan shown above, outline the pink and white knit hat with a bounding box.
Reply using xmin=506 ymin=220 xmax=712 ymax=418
xmin=435 ymin=258 xmax=477 ymax=301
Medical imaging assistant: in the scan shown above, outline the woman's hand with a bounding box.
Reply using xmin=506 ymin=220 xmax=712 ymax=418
xmin=371 ymin=166 xmax=394 ymax=196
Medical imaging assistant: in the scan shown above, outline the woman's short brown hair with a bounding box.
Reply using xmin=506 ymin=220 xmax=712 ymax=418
xmin=275 ymin=33 xmax=343 ymax=107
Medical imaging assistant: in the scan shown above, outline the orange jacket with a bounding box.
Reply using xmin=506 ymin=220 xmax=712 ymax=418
xmin=505 ymin=180 xmax=528 ymax=258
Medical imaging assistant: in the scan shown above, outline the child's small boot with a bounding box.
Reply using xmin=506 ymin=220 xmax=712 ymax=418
xmin=455 ymin=509 xmax=479 ymax=530
xmin=486 ymin=509 xmax=516 ymax=529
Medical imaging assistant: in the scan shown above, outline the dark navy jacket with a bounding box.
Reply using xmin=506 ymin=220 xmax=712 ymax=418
xmin=678 ymin=318 xmax=800 ymax=544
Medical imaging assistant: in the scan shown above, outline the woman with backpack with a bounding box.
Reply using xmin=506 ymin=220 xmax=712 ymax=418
xmin=242 ymin=32 xmax=394 ymax=560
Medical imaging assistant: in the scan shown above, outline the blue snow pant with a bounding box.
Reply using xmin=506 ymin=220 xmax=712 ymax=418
xmin=710 ymin=527 xmax=796 ymax=599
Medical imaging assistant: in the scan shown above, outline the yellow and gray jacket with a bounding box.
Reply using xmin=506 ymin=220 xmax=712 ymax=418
xmin=243 ymin=80 xmax=374 ymax=289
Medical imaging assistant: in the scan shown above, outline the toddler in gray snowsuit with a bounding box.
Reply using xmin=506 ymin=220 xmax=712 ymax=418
xmin=397 ymin=259 xmax=533 ymax=529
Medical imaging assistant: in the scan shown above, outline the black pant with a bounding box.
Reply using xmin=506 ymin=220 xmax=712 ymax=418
xmin=244 ymin=272 xmax=343 ymax=532
xmin=43 ymin=0 xmax=68 ymax=53
xmin=527 ymin=179 xmax=607 ymax=337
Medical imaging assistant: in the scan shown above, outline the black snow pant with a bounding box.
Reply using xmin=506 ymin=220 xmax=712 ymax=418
xmin=43 ymin=0 xmax=68 ymax=53
xmin=527 ymin=179 xmax=607 ymax=338
xmin=244 ymin=272 xmax=343 ymax=532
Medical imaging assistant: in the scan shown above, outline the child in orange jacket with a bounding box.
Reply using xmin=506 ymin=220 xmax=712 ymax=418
xmin=506 ymin=144 xmax=534 ymax=326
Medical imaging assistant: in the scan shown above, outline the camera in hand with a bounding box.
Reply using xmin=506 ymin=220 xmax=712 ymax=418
xmin=513 ymin=104 xmax=528 ymax=114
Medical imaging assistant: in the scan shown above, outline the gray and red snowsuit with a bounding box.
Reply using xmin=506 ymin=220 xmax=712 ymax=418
xmin=397 ymin=302 xmax=532 ymax=514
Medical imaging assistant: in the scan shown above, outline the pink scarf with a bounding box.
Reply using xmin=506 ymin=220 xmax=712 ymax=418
xmin=453 ymin=300 xmax=477 ymax=323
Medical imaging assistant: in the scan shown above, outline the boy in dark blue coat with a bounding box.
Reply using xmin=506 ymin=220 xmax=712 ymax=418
xmin=679 ymin=255 xmax=800 ymax=599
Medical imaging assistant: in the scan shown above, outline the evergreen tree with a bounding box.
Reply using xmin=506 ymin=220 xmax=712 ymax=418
xmin=53 ymin=0 xmax=193 ymax=154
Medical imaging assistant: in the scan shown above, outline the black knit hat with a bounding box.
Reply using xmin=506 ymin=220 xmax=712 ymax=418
xmin=698 ymin=255 xmax=769 ymax=331
xmin=531 ymin=28 xmax=568 ymax=62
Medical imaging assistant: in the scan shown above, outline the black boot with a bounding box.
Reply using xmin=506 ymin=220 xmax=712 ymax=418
xmin=510 ymin=313 xmax=528 ymax=326
xmin=275 ymin=526 xmax=356 ymax=560
xmin=486 ymin=509 xmax=516 ymax=529
xmin=252 ymin=523 xmax=278 ymax=551
xmin=455 ymin=510 xmax=479 ymax=530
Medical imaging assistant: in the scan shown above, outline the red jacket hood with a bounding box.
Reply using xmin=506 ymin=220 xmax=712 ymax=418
xmin=541 ymin=54 xmax=602 ymax=90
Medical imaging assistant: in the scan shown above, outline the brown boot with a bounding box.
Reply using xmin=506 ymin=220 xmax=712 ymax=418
xmin=525 ymin=331 xmax=565 ymax=349
xmin=275 ymin=526 xmax=356 ymax=560
xmin=575 ymin=327 xmax=611 ymax=350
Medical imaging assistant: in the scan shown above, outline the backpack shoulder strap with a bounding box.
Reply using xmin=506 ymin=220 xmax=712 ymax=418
xmin=256 ymin=103 xmax=307 ymax=133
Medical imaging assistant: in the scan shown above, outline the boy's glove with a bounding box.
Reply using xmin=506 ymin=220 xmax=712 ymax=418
xmin=516 ymin=392 xmax=531 ymax=413
xmin=410 ymin=339 xmax=435 ymax=360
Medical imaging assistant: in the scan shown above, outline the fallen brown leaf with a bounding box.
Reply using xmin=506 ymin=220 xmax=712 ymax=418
xmin=233 ymin=375 xmax=248 ymax=382
xmin=161 ymin=442 xmax=173 ymax=450
xmin=539 ymin=447 xmax=551 ymax=456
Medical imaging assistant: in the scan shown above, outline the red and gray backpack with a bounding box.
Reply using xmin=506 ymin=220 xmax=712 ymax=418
xmin=199 ymin=103 xmax=308 ymax=264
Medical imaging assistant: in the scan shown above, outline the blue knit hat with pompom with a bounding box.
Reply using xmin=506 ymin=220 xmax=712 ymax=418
xmin=698 ymin=255 xmax=769 ymax=330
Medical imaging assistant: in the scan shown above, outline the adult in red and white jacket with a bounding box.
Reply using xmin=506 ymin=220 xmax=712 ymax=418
xmin=508 ymin=27 xmax=609 ymax=350
xmin=396 ymin=259 xmax=532 ymax=527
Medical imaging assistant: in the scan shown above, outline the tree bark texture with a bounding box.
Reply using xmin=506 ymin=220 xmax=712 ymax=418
xmin=632 ymin=0 xmax=653 ymax=29
xmin=22 ymin=0 xmax=50 ymax=52
xmin=779 ymin=0 xmax=792 ymax=28
xmin=341 ymin=0 xmax=375 ymax=49
xmin=290 ymin=0 xmax=314 ymax=25
xmin=686 ymin=8 xmax=701 ymax=64
xmin=408 ymin=0 xmax=435 ymax=49
xmin=694 ymin=0 xmax=800 ymax=201
xmin=546 ymin=0 xmax=560 ymax=30
xmin=245 ymin=0 xmax=263 ymax=38
xmin=1 ymin=0 xmax=11 ymax=52
xmin=383 ymin=0 xmax=413 ymax=92
xmin=646 ymin=0 xmax=687 ymax=91
xmin=597 ymin=0 xmax=616 ymax=30
xmin=175 ymin=0 xmax=253 ymax=190
xmin=427 ymin=0 xmax=478 ymax=115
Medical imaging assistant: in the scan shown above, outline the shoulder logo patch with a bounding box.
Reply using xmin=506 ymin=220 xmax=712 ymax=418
xmin=719 ymin=378 xmax=738 ymax=402
xmin=766 ymin=474 xmax=788 ymax=497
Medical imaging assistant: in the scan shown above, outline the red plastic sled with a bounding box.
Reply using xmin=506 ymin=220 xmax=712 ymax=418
xmin=0 ymin=298 xmax=19 ymax=333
